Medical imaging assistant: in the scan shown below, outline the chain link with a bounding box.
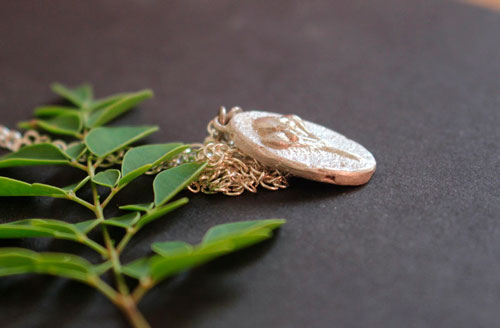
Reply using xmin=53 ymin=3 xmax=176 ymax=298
xmin=187 ymin=107 xmax=289 ymax=195
xmin=0 ymin=107 xmax=289 ymax=196
xmin=0 ymin=124 xmax=57 ymax=152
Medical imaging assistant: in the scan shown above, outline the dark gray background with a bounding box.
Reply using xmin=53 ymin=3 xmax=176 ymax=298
xmin=1 ymin=1 xmax=499 ymax=327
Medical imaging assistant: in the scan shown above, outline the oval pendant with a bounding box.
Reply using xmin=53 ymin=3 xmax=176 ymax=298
xmin=227 ymin=111 xmax=376 ymax=186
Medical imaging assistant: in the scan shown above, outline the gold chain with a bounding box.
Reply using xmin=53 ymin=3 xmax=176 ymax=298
xmin=0 ymin=125 xmax=57 ymax=152
xmin=0 ymin=107 xmax=289 ymax=196
xmin=186 ymin=107 xmax=289 ymax=196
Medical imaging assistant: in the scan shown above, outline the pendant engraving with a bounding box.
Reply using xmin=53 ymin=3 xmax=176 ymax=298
xmin=228 ymin=111 xmax=376 ymax=185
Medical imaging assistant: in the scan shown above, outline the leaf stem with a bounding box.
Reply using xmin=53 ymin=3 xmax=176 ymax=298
xmin=86 ymin=157 xmax=151 ymax=327
xmin=118 ymin=295 xmax=151 ymax=328
xmin=93 ymin=158 xmax=104 ymax=170
xmin=101 ymin=187 xmax=119 ymax=209
xmin=84 ymin=218 xmax=102 ymax=233
xmin=67 ymin=194 xmax=95 ymax=212
xmin=116 ymin=228 xmax=135 ymax=254
xmin=102 ymin=225 xmax=130 ymax=295
xmin=93 ymin=277 xmax=120 ymax=304
xmin=95 ymin=278 xmax=151 ymax=328
xmin=94 ymin=277 xmax=150 ymax=328
xmin=131 ymin=278 xmax=153 ymax=303
xmin=68 ymin=161 xmax=88 ymax=171
xmin=82 ymin=237 xmax=108 ymax=257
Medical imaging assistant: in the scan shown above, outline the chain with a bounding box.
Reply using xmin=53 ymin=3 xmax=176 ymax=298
xmin=186 ymin=107 xmax=289 ymax=195
xmin=0 ymin=107 xmax=289 ymax=196
xmin=0 ymin=124 xmax=63 ymax=152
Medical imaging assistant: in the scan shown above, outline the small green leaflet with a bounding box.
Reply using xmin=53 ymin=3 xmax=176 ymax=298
xmin=86 ymin=89 xmax=153 ymax=127
xmin=0 ymin=219 xmax=87 ymax=241
xmin=149 ymin=244 xmax=230 ymax=281
xmin=119 ymin=203 xmax=154 ymax=212
xmin=135 ymin=198 xmax=189 ymax=229
xmin=119 ymin=143 xmax=189 ymax=186
xmin=153 ymin=163 xmax=207 ymax=207
xmin=0 ymin=248 xmax=97 ymax=283
xmin=63 ymin=176 xmax=90 ymax=193
xmin=0 ymin=144 xmax=70 ymax=168
xmin=151 ymin=241 xmax=193 ymax=257
xmin=27 ymin=112 xmax=83 ymax=137
xmin=64 ymin=143 xmax=87 ymax=160
xmin=0 ymin=177 xmax=67 ymax=197
xmin=51 ymin=83 xmax=93 ymax=108
xmin=74 ymin=220 xmax=98 ymax=234
xmin=124 ymin=241 xmax=231 ymax=281
xmin=121 ymin=143 xmax=186 ymax=177
xmin=103 ymin=212 xmax=140 ymax=229
xmin=34 ymin=106 xmax=78 ymax=117
xmin=92 ymin=169 xmax=121 ymax=188
xmin=87 ymin=93 xmax=124 ymax=112
xmin=123 ymin=219 xmax=285 ymax=282
xmin=122 ymin=258 xmax=151 ymax=281
xmin=201 ymin=219 xmax=286 ymax=252
xmin=85 ymin=126 xmax=158 ymax=158
xmin=108 ymin=199 xmax=188 ymax=230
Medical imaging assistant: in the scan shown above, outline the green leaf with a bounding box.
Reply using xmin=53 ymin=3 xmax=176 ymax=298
xmin=136 ymin=197 xmax=188 ymax=229
xmin=92 ymin=169 xmax=120 ymax=188
xmin=86 ymin=89 xmax=153 ymax=127
xmin=64 ymin=143 xmax=87 ymax=160
xmin=0 ymin=177 xmax=67 ymax=197
xmin=0 ymin=219 xmax=84 ymax=241
xmin=119 ymin=203 xmax=154 ymax=212
xmin=51 ymin=83 xmax=93 ymax=108
xmin=122 ymin=242 xmax=229 ymax=281
xmin=121 ymin=143 xmax=186 ymax=177
xmin=17 ymin=121 xmax=34 ymax=130
xmin=74 ymin=220 xmax=97 ymax=234
xmin=103 ymin=212 xmax=140 ymax=229
xmin=87 ymin=93 xmax=124 ymax=112
xmin=85 ymin=126 xmax=158 ymax=158
xmin=149 ymin=242 xmax=231 ymax=282
xmin=62 ymin=176 xmax=90 ymax=192
xmin=119 ymin=143 xmax=188 ymax=186
xmin=109 ymin=199 xmax=187 ymax=231
xmin=118 ymin=165 xmax=151 ymax=187
xmin=201 ymin=219 xmax=286 ymax=252
xmin=124 ymin=219 xmax=285 ymax=283
xmin=0 ymin=248 xmax=96 ymax=283
xmin=122 ymin=257 xmax=151 ymax=280
xmin=95 ymin=261 xmax=113 ymax=275
xmin=0 ymin=144 xmax=70 ymax=168
xmin=34 ymin=106 xmax=78 ymax=117
xmin=153 ymin=163 xmax=206 ymax=207
xmin=32 ymin=112 xmax=83 ymax=137
xmin=151 ymin=241 xmax=193 ymax=257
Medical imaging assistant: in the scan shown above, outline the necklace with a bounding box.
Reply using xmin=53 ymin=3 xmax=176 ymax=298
xmin=0 ymin=106 xmax=376 ymax=195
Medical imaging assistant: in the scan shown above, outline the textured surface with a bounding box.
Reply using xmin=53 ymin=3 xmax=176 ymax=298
xmin=229 ymin=111 xmax=376 ymax=185
xmin=0 ymin=1 xmax=500 ymax=328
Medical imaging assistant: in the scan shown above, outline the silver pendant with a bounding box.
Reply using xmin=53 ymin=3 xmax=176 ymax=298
xmin=226 ymin=110 xmax=376 ymax=186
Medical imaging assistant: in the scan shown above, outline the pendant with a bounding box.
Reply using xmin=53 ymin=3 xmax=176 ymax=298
xmin=209 ymin=107 xmax=376 ymax=186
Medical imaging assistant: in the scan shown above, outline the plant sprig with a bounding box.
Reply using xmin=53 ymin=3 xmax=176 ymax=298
xmin=0 ymin=83 xmax=285 ymax=328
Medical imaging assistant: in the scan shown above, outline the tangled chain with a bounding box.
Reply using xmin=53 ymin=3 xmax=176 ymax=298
xmin=0 ymin=107 xmax=289 ymax=196
xmin=186 ymin=107 xmax=289 ymax=196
